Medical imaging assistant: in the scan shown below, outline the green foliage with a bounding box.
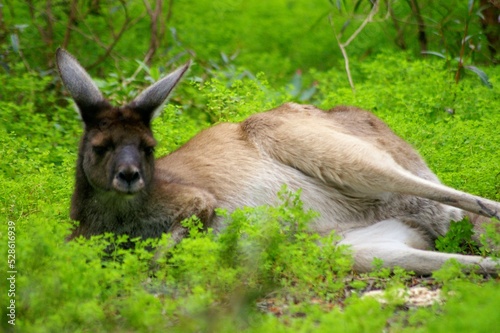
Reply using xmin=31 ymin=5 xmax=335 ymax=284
xmin=435 ymin=217 xmax=478 ymax=255
xmin=479 ymin=219 xmax=500 ymax=258
xmin=369 ymin=261 xmax=416 ymax=286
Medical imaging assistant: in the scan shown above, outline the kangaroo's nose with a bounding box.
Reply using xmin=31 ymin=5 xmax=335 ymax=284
xmin=117 ymin=166 xmax=140 ymax=185
xmin=113 ymin=164 xmax=144 ymax=194
xmin=112 ymin=145 xmax=145 ymax=194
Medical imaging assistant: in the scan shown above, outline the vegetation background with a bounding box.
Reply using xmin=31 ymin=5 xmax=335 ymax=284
xmin=1 ymin=0 xmax=500 ymax=331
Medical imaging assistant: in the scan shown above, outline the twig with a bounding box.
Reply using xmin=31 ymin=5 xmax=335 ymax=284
xmin=143 ymin=0 xmax=165 ymax=65
xmin=343 ymin=2 xmax=380 ymax=48
xmin=330 ymin=0 xmax=380 ymax=92
xmin=386 ymin=0 xmax=406 ymax=49
xmin=455 ymin=0 xmax=475 ymax=84
xmin=0 ymin=5 xmax=5 ymax=47
xmin=45 ymin=0 xmax=55 ymax=59
xmin=408 ymin=0 xmax=427 ymax=54
xmin=68 ymin=11 xmax=144 ymax=68
xmin=166 ymin=0 xmax=174 ymax=22
xmin=87 ymin=13 xmax=133 ymax=70
xmin=62 ymin=0 xmax=78 ymax=49
xmin=25 ymin=0 xmax=56 ymax=67
xmin=71 ymin=0 xmax=140 ymax=70
xmin=331 ymin=25 xmax=355 ymax=91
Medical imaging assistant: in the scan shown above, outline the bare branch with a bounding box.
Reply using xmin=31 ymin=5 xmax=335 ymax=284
xmin=385 ymin=0 xmax=406 ymax=49
xmin=87 ymin=5 xmax=134 ymax=70
xmin=62 ymin=0 xmax=78 ymax=49
xmin=330 ymin=1 xmax=380 ymax=92
xmin=343 ymin=1 xmax=380 ymax=47
xmin=25 ymin=0 xmax=56 ymax=67
xmin=408 ymin=0 xmax=427 ymax=54
xmin=455 ymin=0 xmax=475 ymax=84
xmin=45 ymin=0 xmax=55 ymax=50
xmin=143 ymin=0 xmax=165 ymax=65
xmin=166 ymin=0 xmax=174 ymax=22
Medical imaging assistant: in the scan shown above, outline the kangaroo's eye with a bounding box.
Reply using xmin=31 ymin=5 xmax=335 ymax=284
xmin=144 ymin=146 xmax=155 ymax=156
xmin=93 ymin=145 xmax=109 ymax=155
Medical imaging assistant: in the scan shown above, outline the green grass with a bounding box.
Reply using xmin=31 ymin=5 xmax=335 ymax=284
xmin=1 ymin=52 xmax=500 ymax=332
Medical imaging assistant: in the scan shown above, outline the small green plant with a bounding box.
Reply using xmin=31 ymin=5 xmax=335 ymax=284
xmin=479 ymin=219 xmax=500 ymax=259
xmin=435 ymin=217 xmax=479 ymax=255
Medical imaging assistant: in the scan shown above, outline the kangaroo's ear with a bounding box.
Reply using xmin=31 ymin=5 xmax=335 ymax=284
xmin=56 ymin=48 xmax=108 ymax=123
xmin=129 ymin=61 xmax=191 ymax=122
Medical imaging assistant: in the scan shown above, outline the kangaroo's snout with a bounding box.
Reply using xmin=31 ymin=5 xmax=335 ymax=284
xmin=112 ymin=146 xmax=144 ymax=194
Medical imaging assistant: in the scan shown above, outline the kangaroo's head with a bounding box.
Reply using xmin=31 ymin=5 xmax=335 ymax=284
xmin=56 ymin=48 xmax=190 ymax=212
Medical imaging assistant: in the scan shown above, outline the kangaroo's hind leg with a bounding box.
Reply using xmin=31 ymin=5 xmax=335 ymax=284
xmin=339 ymin=219 xmax=499 ymax=275
xmin=244 ymin=111 xmax=500 ymax=219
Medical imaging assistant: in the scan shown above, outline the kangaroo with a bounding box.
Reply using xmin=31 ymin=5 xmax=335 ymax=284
xmin=56 ymin=48 xmax=500 ymax=275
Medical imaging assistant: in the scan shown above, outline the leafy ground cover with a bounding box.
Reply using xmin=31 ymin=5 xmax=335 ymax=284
xmin=1 ymin=52 xmax=499 ymax=332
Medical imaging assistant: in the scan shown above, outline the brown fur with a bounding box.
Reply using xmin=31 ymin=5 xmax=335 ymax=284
xmin=57 ymin=48 xmax=499 ymax=274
